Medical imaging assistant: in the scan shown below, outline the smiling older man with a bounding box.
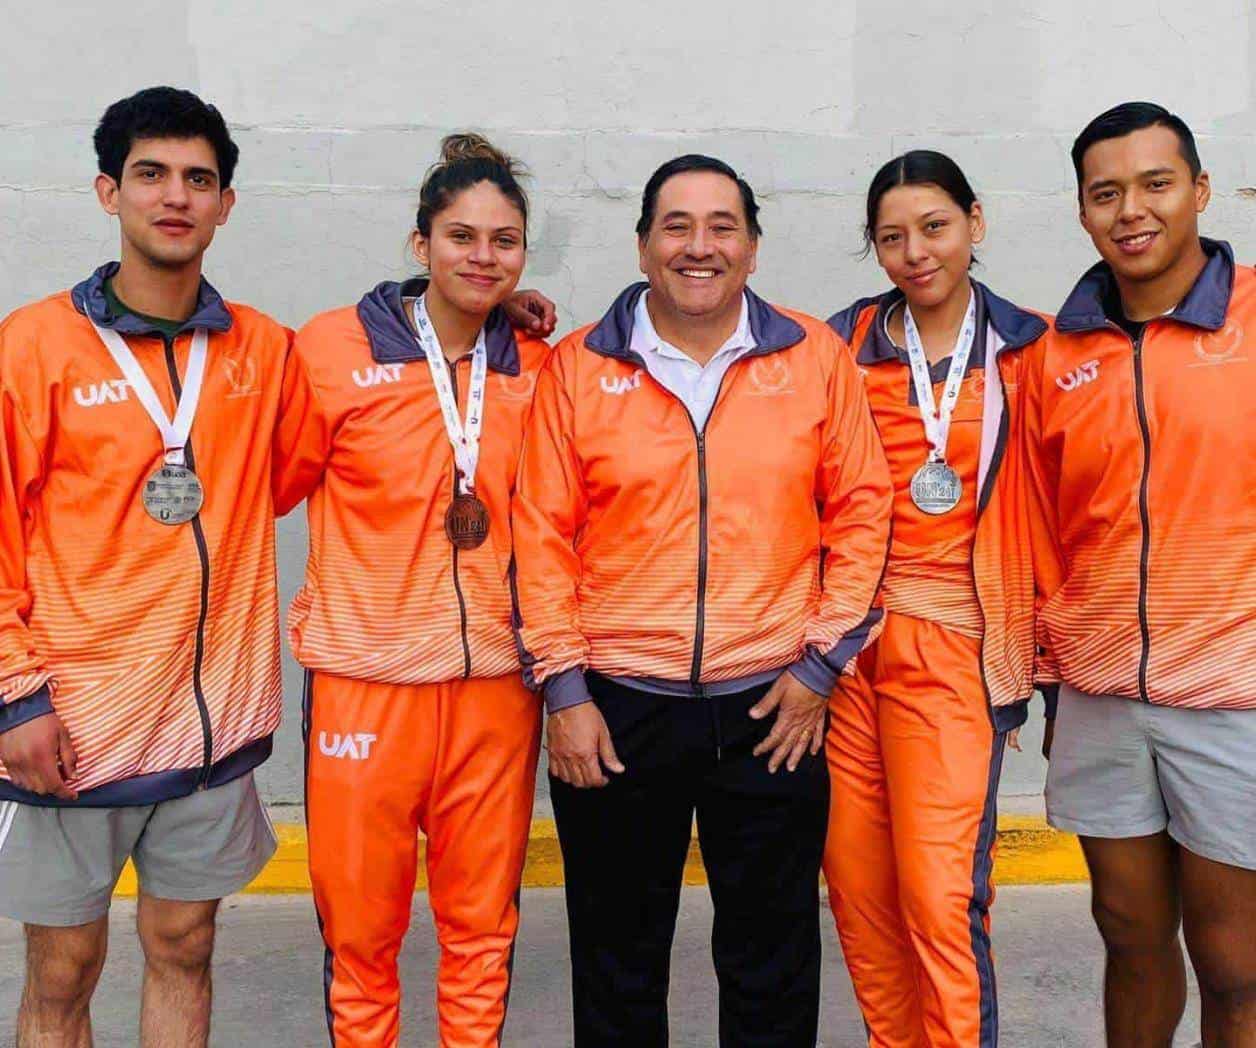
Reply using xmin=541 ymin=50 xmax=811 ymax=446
xmin=511 ymin=154 xmax=893 ymax=1047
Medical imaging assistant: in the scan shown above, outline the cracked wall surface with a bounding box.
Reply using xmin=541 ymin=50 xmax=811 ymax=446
xmin=2 ymin=0 xmax=1254 ymax=804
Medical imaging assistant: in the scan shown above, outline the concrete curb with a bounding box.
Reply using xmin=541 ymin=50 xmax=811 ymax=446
xmin=111 ymin=814 xmax=1086 ymax=896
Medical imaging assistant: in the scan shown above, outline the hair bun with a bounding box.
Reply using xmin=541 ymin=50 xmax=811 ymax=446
xmin=440 ymin=132 xmax=513 ymax=169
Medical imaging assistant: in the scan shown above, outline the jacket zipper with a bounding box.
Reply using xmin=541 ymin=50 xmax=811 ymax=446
xmin=161 ymin=335 xmax=215 ymax=787
xmin=449 ymin=359 xmax=473 ymax=679
xmin=683 ymin=368 xmax=738 ymax=692
xmin=1130 ymin=329 xmax=1153 ymax=702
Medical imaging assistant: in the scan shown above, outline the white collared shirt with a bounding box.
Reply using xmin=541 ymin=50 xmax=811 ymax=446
xmin=630 ymin=291 xmax=757 ymax=430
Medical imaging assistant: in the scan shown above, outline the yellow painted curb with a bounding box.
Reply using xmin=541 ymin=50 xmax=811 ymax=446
xmin=112 ymin=814 xmax=1086 ymax=897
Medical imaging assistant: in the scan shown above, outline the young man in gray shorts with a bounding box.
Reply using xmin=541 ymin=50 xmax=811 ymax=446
xmin=0 ymin=87 xmax=303 ymax=1047
xmin=1024 ymin=102 xmax=1256 ymax=1046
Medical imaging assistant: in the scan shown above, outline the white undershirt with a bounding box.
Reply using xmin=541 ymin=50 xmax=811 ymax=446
xmin=630 ymin=291 xmax=756 ymax=430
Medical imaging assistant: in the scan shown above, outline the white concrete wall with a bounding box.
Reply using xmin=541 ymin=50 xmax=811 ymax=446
xmin=4 ymin=0 xmax=1254 ymax=806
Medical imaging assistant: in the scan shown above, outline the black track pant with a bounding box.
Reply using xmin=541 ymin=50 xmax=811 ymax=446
xmin=550 ymin=672 xmax=829 ymax=1047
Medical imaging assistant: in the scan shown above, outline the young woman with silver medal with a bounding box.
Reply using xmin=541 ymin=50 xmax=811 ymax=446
xmin=823 ymin=151 xmax=1051 ymax=1047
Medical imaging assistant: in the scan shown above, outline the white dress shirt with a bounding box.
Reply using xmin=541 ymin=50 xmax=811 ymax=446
xmin=630 ymin=291 xmax=757 ymax=430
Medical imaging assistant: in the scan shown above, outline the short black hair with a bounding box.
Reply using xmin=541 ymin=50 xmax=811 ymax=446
xmin=94 ymin=86 xmax=240 ymax=189
xmin=862 ymin=150 xmax=978 ymax=259
xmin=636 ymin=154 xmax=762 ymax=239
xmin=1071 ymin=102 xmax=1201 ymax=197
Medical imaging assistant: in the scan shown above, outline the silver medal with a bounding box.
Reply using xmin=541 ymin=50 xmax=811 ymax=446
xmin=902 ymin=291 xmax=978 ymax=517
xmin=910 ymin=459 xmax=963 ymax=515
xmin=142 ymin=464 xmax=205 ymax=525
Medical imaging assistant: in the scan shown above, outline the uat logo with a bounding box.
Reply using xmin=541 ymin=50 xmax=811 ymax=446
xmin=1192 ymin=322 xmax=1247 ymax=367
xmin=748 ymin=356 xmax=793 ymax=395
xmin=73 ymin=379 xmax=131 ymax=407
xmin=600 ymin=369 xmax=643 ymax=395
xmin=318 ymin=731 xmax=377 ymax=760
xmin=1054 ymin=360 xmax=1100 ymax=392
xmin=353 ymin=363 xmax=405 ymax=388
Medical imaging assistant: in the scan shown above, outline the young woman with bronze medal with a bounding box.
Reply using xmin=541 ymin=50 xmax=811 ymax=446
xmin=284 ymin=134 xmax=556 ymax=1047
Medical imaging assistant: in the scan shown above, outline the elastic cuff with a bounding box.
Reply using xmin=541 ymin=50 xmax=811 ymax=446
xmin=0 ymin=685 xmax=54 ymax=734
xmin=992 ymin=699 xmax=1029 ymax=734
xmin=786 ymin=649 xmax=838 ymax=697
xmin=543 ymin=667 xmax=593 ymax=714
xmin=1039 ymin=684 xmax=1059 ymax=720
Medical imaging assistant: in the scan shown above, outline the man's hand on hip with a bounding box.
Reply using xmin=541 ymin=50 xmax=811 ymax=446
xmin=0 ymin=712 xmax=78 ymax=801
xmin=547 ymin=702 xmax=624 ymax=788
xmin=750 ymin=672 xmax=827 ymax=773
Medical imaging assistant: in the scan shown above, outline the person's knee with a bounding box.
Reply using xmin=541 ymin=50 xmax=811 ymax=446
xmin=1091 ymin=889 xmax=1180 ymax=956
xmin=24 ymin=922 xmax=107 ymax=1011
xmin=1188 ymin=924 xmax=1256 ymax=1004
xmin=138 ymin=902 xmax=217 ymax=974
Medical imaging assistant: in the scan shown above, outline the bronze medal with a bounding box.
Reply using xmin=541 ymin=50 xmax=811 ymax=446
xmin=445 ymin=492 xmax=490 ymax=550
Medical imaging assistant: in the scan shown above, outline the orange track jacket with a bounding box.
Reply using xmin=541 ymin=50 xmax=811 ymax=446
xmin=512 ymin=283 xmax=893 ymax=712
xmin=287 ymin=279 xmax=551 ymax=684
xmin=1023 ymin=239 xmax=1255 ymax=710
xmin=829 ymin=282 xmax=1049 ymax=727
xmin=0 ymin=263 xmax=322 ymax=805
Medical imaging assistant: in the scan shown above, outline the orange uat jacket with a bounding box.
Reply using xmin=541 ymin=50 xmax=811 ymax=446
xmin=511 ymin=283 xmax=893 ymax=713
xmin=828 ymin=282 xmax=1050 ymax=729
xmin=1023 ymin=239 xmax=1255 ymax=710
xmin=0 ymin=263 xmax=323 ymax=806
xmin=286 ymin=278 xmax=551 ymax=685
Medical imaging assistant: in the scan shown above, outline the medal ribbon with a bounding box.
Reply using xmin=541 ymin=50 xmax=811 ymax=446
xmin=902 ymin=291 xmax=978 ymax=464
xmin=412 ymin=296 xmax=487 ymax=495
xmin=91 ymin=323 xmax=209 ymax=467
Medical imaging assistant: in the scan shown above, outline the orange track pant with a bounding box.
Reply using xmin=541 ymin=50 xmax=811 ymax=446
xmin=824 ymin=613 xmax=1006 ymax=1048
xmin=304 ymin=671 xmax=541 ymax=1048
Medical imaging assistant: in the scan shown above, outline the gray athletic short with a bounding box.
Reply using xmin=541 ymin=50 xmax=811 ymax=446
xmin=0 ymin=771 xmax=276 ymax=926
xmin=1046 ymin=685 xmax=1256 ymax=870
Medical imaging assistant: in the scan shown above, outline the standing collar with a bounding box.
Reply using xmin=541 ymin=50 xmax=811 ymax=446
xmin=356 ymin=277 xmax=522 ymax=375
xmin=71 ymin=261 xmax=233 ymax=336
xmin=850 ymin=280 xmax=1045 ymax=367
xmin=629 ymin=290 xmax=756 ymax=362
xmin=1055 ymin=237 xmax=1234 ymax=334
xmin=586 ymin=282 xmax=804 ymax=361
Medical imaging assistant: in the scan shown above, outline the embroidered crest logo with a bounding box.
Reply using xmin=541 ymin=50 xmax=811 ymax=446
xmin=223 ymin=352 xmax=260 ymax=398
xmin=496 ymin=370 xmax=537 ymax=402
xmin=748 ymin=356 xmax=793 ymax=395
xmin=1192 ymin=322 xmax=1247 ymax=368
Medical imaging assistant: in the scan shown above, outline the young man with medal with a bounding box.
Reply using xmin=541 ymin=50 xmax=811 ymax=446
xmin=511 ymin=154 xmax=893 ymax=1047
xmin=825 ymin=151 xmax=1050 ymax=1048
xmin=287 ymin=134 xmax=552 ymax=1048
xmin=1024 ymin=102 xmax=1256 ymax=1047
xmin=0 ymin=86 xmax=326 ymax=1046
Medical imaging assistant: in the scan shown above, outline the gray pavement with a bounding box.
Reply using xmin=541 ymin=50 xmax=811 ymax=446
xmin=0 ymin=886 xmax=1201 ymax=1047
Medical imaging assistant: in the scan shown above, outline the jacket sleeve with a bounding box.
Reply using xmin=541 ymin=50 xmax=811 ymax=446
xmin=272 ymin=327 xmax=333 ymax=517
xmin=510 ymin=343 xmax=592 ymax=713
xmin=0 ymin=332 xmax=56 ymax=733
xmin=1019 ymin=335 xmax=1064 ymax=712
xmin=786 ymin=329 xmax=893 ymax=696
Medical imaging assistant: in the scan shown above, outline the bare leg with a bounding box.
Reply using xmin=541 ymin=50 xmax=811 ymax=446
xmin=1180 ymin=847 xmax=1256 ymax=1047
xmin=18 ymin=918 xmax=108 ymax=1048
xmin=1080 ymin=832 xmax=1186 ymax=1048
xmin=136 ymin=894 xmax=219 ymax=1048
